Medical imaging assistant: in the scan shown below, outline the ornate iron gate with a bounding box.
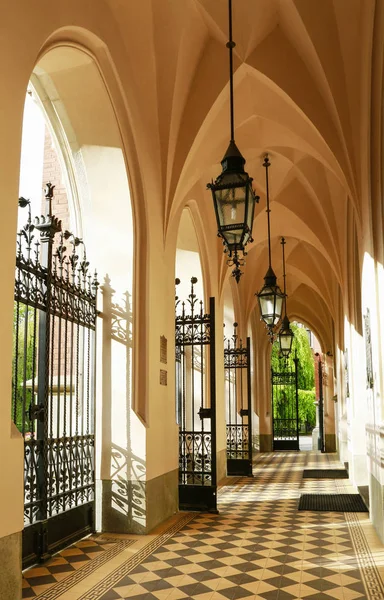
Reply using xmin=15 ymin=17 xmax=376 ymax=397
xmin=175 ymin=277 xmax=217 ymax=512
xmin=224 ymin=325 xmax=252 ymax=476
xmin=271 ymin=357 xmax=299 ymax=450
xmin=13 ymin=185 xmax=98 ymax=567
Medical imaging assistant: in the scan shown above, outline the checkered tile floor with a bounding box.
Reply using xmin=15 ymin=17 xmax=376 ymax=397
xmin=22 ymin=536 xmax=133 ymax=598
xmin=23 ymin=452 xmax=384 ymax=599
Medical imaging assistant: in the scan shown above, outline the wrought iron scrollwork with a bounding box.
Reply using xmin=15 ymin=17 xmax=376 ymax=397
xmin=226 ymin=424 xmax=249 ymax=459
xmin=224 ymin=323 xmax=252 ymax=474
xmin=175 ymin=277 xmax=217 ymax=506
xmin=273 ymin=419 xmax=297 ymax=440
xmin=271 ymin=357 xmax=300 ymax=450
xmin=175 ymin=277 xmax=211 ymax=346
xmin=272 ymin=372 xmax=296 ymax=385
xmin=224 ymin=325 xmax=248 ymax=368
xmin=179 ymin=431 xmax=212 ymax=485
xmin=13 ymin=184 xmax=98 ymax=563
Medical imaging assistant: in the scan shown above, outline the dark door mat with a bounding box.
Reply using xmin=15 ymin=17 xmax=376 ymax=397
xmin=303 ymin=469 xmax=349 ymax=479
xmin=298 ymin=494 xmax=368 ymax=512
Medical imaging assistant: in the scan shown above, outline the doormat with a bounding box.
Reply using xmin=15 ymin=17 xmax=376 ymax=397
xmin=303 ymin=469 xmax=349 ymax=479
xmin=298 ymin=494 xmax=368 ymax=512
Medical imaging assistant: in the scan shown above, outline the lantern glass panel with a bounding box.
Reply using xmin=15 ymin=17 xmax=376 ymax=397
xmin=274 ymin=295 xmax=284 ymax=324
xmin=245 ymin=183 xmax=256 ymax=241
xmin=216 ymin=185 xmax=246 ymax=246
xmin=280 ymin=331 xmax=293 ymax=352
xmin=258 ymin=286 xmax=284 ymax=327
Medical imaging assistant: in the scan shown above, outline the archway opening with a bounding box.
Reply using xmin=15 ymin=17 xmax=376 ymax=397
xmin=14 ymin=44 xmax=140 ymax=566
xmin=270 ymin=321 xmax=325 ymax=452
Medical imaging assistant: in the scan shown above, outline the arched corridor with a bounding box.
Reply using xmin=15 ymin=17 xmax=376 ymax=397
xmin=2 ymin=0 xmax=384 ymax=597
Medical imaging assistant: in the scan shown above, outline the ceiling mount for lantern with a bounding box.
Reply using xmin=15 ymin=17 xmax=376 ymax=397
xmin=256 ymin=155 xmax=284 ymax=339
xmin=207 ymin=0 xmax=259 ymax=284
xmin=278 ymin=237 xmax=294 ymax=358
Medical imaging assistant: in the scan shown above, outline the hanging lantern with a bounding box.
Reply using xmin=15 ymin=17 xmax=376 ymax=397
xmin=256 ymin=156 xmax=284 ymax=335
xmin=207 ymin=0 xmax=258 ymax=283
xmin=279 ymin=315 xmax=294 ymax=357
xmin=257 ymin=266 xmax=284 ymax=329
xmin=278 ymin=237 xmax=294 ymax=357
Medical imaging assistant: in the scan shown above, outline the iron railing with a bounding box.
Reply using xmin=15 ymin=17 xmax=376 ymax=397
xmin=175 ymin=277 xmax=217 ymax=511
xmin=13 ymin=184 xmax=98 ymax=566
xmin=224 ymin=326 xmax=252 ymax=475
xmin=271 ymin=357 xmax=299 ymax=451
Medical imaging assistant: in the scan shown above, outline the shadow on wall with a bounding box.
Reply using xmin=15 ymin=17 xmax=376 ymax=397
xmin=100 ymin=276 xmax=146 ymax=533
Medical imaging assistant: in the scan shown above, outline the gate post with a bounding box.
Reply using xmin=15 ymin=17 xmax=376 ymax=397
xmin=34 ymin=183 xmax=61 ymax=560
xmin=209 ymin=297 xmax=217 ymax=490
xmin=224 ymin=328 xmax=253 ymax=476
xmin=176 ymin=278 xmax=218 ymax=512
xmin=271 ymin=366 xmax=275 ymax=448
xmin=318 ymin=356 xmax=325 ymax=453
xmin=294 ymin=354 xmax=300 ymax=451
xmin=246 ymin=337 xmax=253 ymax=474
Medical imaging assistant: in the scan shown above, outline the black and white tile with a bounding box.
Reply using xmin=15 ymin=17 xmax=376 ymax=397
xmin=73 ymin=452 xmax=384 ymax=600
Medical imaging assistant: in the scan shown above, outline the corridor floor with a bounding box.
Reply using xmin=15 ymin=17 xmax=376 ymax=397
xmin=23 ymin=452 xmax=384 ymax=600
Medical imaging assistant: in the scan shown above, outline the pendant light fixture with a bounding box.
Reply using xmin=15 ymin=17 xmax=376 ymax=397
xmin=207 ymin=0 xmax=259 ymax=283
xmin=256 ymin=155 xmax=284 ymax=336
xmin=278 ymin=237 xmax=294 ymax=357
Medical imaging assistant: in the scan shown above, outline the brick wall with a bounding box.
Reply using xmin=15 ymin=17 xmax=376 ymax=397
xmin=41 ymin=126 xmax=70 ymax=232
xmin=41 ymin=126 xmax=74 ymax=383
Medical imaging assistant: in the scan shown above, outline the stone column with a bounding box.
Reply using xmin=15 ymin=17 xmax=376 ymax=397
xmin=312 ymin=401 xmax=319 ymax=450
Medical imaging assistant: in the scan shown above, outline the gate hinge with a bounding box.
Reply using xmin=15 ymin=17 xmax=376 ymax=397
xmin=29 ymin=403 xmax=44 ymax=422
xmin=239 ymin=408 xmax=248 ymax=417
xmin=198 ymin=407 xmax=212 ymax=419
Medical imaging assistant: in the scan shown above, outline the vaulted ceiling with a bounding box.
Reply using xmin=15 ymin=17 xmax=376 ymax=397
xmin=29 ymin=0 xmax=376 ymax=349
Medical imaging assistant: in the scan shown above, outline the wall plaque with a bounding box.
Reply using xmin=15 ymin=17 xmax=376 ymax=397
xmin=160 ymin=335 xmax=167 ymax=364
xmin=160 ymin=369 xmax=167 ymax=386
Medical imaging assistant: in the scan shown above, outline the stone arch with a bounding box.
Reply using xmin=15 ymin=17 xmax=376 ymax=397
xmin=32 ymin=27 xmax=149 ymax=421
xmin=18 ymin=30 xmax=152 ymax=538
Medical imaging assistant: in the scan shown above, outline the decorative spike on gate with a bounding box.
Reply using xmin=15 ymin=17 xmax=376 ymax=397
xmin=44 ymin=181 xmax=55 ymax=216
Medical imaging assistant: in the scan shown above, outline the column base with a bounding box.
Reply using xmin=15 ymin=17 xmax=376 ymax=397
xmin=349 ymin=454 xmax=369 ymax=486
xmin=337 ymin=436 xmax=348 ymax=464
xmin=312 ymin=426 xmax=319 ymax=450
xmin=259 ymin=434 xmax=273 ymax=452
xmin=252 ymin=434 xmax=260 ymax=451
xmin=217 ymin=448 xmax=227 ymax=483
xmin=370 ymin=473 xmax=384 ymax=543
xmin=0 ymin=530 xmax=21 ymax=600
xmin=325 ymin=434 xmax=336 ymax=452
xmin=100 ymin=468 xmax=178 ymax=534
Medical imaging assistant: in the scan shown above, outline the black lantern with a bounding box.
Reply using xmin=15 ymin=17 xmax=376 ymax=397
xmin=278 ymin=238 xmax=294 ymax=357
xmin=207 ymin=0 xmax=259 ymax=283
xmin=256 ymin=156 xmax=284 ymax=335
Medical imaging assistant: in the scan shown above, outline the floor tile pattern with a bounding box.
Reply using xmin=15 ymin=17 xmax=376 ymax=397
xmin=23 ymin=452 xmax=384 ymax=600
xmin=77 ymin=452 xmax=382 ymax=600
xmin=22 ymin=536 xmax=135 ymax=599
xmin=345 ymin=511 xmax=384 ymax=599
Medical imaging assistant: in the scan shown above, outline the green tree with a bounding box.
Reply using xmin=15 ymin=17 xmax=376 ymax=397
xmin=12 ymin=302 xmax=36 ymax=434
xmin=271 ymin=323 xmax=316 ymax=428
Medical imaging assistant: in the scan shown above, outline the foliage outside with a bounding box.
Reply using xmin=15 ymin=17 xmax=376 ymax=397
xmin=12 ymin=302 xmax=36 ymax=434
xmin=271 ymin=323 xmax=316 ymax=429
